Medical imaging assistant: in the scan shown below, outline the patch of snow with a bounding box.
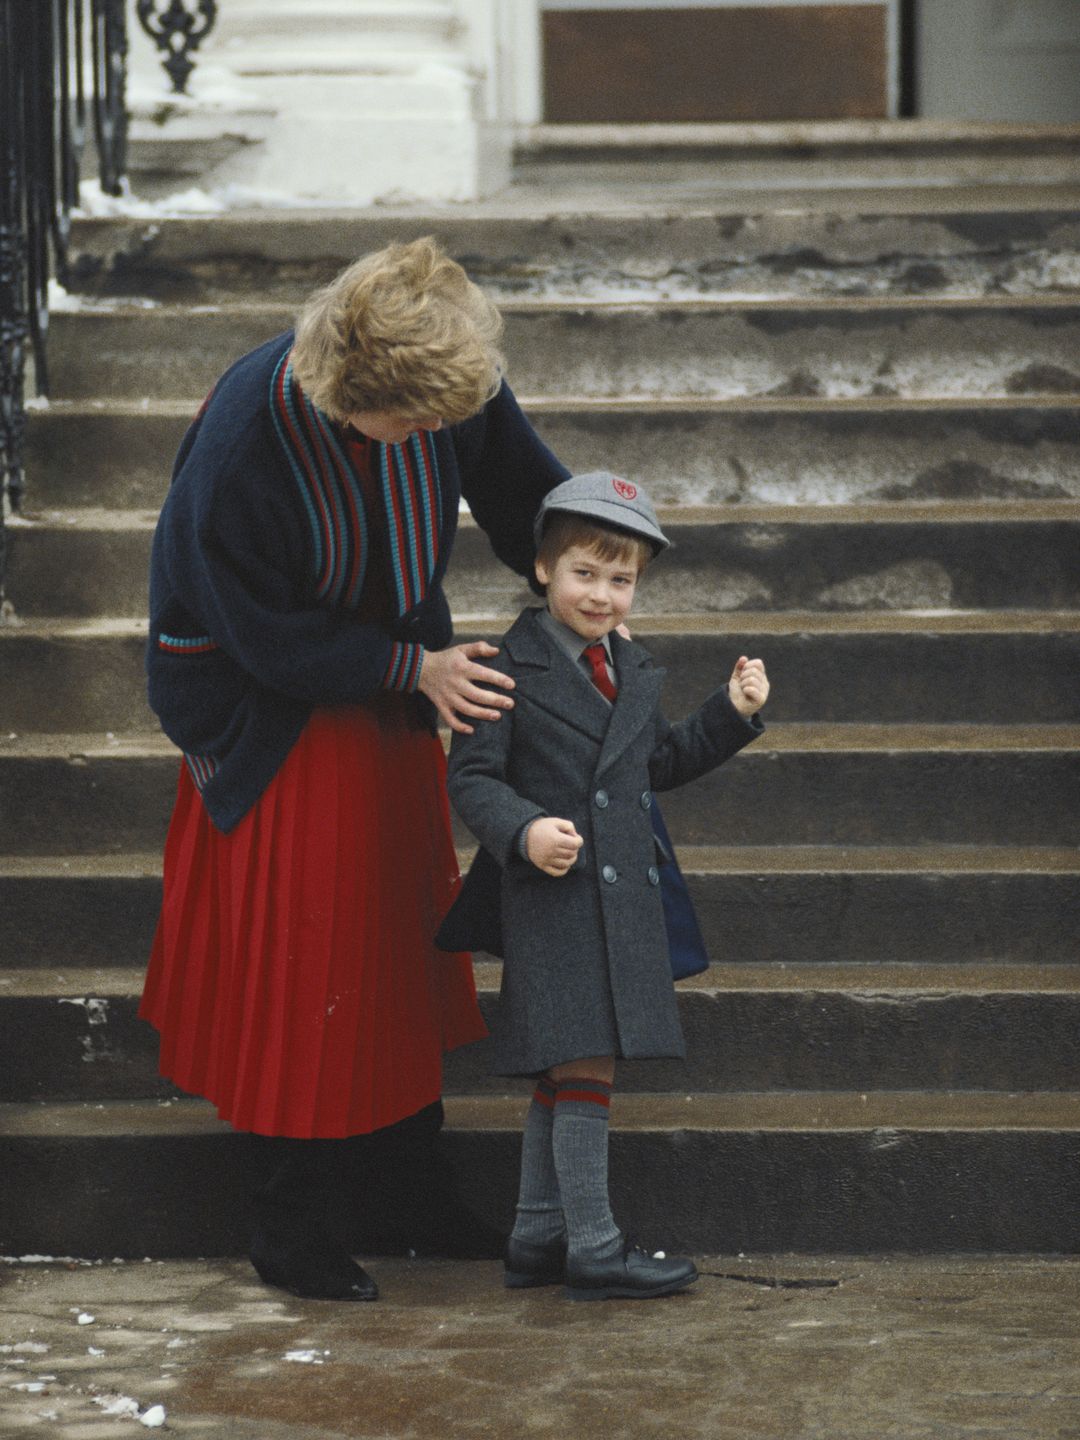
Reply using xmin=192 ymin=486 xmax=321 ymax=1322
xmin=212 ymin=183 xmax=317 ymax=211
xmin=93 ymin=1394 xmax=141 ymax=1418
xmin=76 ymin=174 xmax=328 ymax=216
xmin=0 ymin=1254 xmax=87 ymax=1264
xmin=22 ymin=395 xmax=49 ymax=411
xmin=46 ymin=279 xmax=83 ymax=313
xmin=10 ymin=1382 xmax=47 ymax=1393
xmin=76 ymin=178 xmax=226 ymax=218
xmin=0 ymin=1343 xmax=49 ymax=1354
xmin=76 ymin=1313 xmax=96 ymax=1326
xmin=60 ymin=997 xmax=110 ymax=1026
xmin=44 ymin=282 xmax=160 ymax=313
xmin=283 ymin=1349 xmax=329 ymax=1364
xmin=141 ymin=1405 xmax=168 ymax=1428
xmin=128 ymin=66 xmax=255 ymax=113
xmin=88 ymin=1347 xmax=106 ymax=1357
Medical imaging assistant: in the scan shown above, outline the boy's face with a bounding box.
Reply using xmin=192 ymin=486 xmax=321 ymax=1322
xmin=535 ymin=543 xmax=639 ymax=642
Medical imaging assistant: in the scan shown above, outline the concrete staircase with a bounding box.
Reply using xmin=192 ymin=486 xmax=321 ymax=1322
xmin=3 ymin=172 xmax=1079 ymax=1258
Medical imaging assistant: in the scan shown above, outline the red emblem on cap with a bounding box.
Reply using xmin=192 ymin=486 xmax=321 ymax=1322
xmin=612 ymin=476 xmax=637 ymax=500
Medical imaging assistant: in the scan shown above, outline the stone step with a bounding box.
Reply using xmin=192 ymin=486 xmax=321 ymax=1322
xmin=8 ymin=504 xmax=1080 ymax=618
xmin=5 ymin=963 xmax=1080 ymax=1105
xmin=514 ymin=120 xmax=1080 ymax=193
xmin=66 ymin=205 xmax=1080 ymax=304
xmin=2 ymin=729 xmax=1077 ymax=855
xmin=2 ymin=615 xmax=1077 ymax=731
xmin=23 ymin=397 xmax=1080 ymax=511
xmin=44 ymin=297 xmax=1080 ymax=402
xmin=3 ymin=849 xmax=1075 ymax=972
xmin=2 ymin=1092 xmax=1078 ymax=1255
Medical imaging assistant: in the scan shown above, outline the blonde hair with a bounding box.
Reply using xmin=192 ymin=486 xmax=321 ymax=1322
xmin=291 ymin=236 xmax=505 ymax=424
xmin=536 ymin=512 xmax=654 ymax=577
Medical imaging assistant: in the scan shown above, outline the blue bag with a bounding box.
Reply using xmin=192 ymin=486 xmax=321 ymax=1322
xmin=651 ymin=798 xmax=710 ymax=981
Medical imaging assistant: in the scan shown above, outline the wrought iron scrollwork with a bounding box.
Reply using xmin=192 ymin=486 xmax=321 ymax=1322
xmin=0 ymin=0 xmax=128 ymax=611
xmin=136 ymin=0 xmax=218 ymax=95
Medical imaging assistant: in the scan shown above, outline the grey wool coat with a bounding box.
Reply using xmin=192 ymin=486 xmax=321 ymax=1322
xmin=441 ymin=606 xmax=764 ymax=1076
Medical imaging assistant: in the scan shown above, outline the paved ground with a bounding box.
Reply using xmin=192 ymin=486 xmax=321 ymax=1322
xmin=2 ymin=1254 xmax=1079 ymax=1439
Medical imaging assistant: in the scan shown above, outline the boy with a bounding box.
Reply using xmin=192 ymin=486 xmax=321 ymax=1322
xmin=440 ymin=472 xmax=769 ymax=1300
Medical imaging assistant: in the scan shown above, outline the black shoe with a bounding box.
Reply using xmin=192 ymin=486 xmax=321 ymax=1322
xmin=565 ymin=1239 xmax=698 ymax=1302
xmin=504 ymin=1234 xmax=567 ymax=1289
xmin=249 ymin=1220 xmax=379 ymax=1302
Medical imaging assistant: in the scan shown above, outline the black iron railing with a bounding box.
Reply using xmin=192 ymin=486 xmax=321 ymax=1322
xmin=0 ymin=0 xmax=128 ymax=613
xmin=136 ymin=0 xmax=218 ymax=95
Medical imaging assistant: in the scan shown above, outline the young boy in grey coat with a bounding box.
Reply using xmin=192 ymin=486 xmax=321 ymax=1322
xmin=440 ymin=472 xmax=770 ymax=1300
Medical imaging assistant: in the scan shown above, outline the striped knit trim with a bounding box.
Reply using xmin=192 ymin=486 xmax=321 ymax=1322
xmin=270 ymin=350 xmax=370 ymax=610
xmin=183 ymin=752 xmax=219 ymax=792
xmin=158 ymin=633 xmax=218 ymax=654
xmin=270 ymin=350 xmax=443 ymax=620
xmin=532 ymin=1077 xmax=558 ymax=1110
xmin=554 ymin=1078 xmax=612 ymax=1111
xmin=377 ymin=429 xmax=443 ymax=616
xmin=382 ymin=641 xmax=424 ymax=694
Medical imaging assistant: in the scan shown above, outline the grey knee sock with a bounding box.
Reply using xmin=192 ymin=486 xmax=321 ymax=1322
xmin=510 ymin=1078 xmax=565 ymax=1246
xmin=551 ymin=1078 xmax=622 ymax=1262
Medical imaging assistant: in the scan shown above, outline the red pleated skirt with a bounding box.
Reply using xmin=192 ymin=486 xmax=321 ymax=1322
xmin=139 ymin=699 xmax=487 ymax=1138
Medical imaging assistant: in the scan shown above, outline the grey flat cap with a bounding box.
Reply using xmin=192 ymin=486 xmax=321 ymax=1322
xmin=533 ymin=471 xmax=670 ymax=552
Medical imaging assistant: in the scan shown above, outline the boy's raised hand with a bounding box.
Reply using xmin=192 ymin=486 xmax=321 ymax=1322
xmin=729 ymin=655 xmax=769 ymax=717
xmin=526 ymin=817 xmax=584 ymax=877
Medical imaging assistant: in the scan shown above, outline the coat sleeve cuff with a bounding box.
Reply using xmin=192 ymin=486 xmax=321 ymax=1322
xmin=718 ymin=683 xmax=765 ymax=737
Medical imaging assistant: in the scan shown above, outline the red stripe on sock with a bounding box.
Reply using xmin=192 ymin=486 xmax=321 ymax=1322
xmin=532 ymin=1086 xmax=556 ymax=1109
xmin=555 ymin=1087 xmax=611 ymax=1109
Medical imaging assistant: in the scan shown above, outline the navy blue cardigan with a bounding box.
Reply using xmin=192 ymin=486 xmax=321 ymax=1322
xmin=147 ymin=332 xmax=569 ymax=832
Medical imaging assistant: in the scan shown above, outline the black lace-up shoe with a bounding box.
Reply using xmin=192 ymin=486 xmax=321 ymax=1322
xmin=504 ymin=1234 xmax=567 ymax=1289
xmin=565 ymin=1239 xmax=698 ymax=1301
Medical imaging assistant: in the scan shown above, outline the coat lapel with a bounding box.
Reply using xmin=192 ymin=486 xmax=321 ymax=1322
xmin=504 ymin=609 xmax=610 ymax=746
xmin=595 ymin=632 xmax=665 ymax=779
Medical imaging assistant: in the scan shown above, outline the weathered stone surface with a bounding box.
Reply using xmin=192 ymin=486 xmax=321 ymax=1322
xmin=2 ymin=1095 xmax=1079 ymax=1256
xmin=45 ymin=301 xmax=1080 ymax=402
xmin=66 ymin=203 xmax=1080 ymax=302
xmin=23 ymin=400 xmax=1080 ymax=510
xmin=2 ymin=1254 xmax=1079 ymax=1440
xmin=3 ymin=620 xmax=1077 ymax=730
xmin=3 ymin=740 xmax=1078 ymax=854
xmin=9 ymin=507 xmax=1080 ymax=618
xmin=5 ymin=967 xmax=1079 ymax=1103
xmin=3 ymin=858 xmax=1075 ymax=970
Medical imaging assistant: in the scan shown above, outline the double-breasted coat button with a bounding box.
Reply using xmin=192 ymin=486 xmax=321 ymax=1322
xmin=594 ymin=789 xmax=609 ymax=809
xmin=647 ymin=866 xmax=660 ymax=886
xmin=602 ymin=865 xmax=618 ymax=884
xmin=640 ymin=792 xmax=652 ymax=809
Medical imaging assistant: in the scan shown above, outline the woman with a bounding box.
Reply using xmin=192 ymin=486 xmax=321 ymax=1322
xmin=140 ymin=237 xmax=569 ymax=1300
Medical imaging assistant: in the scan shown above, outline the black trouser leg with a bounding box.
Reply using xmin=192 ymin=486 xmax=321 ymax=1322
xmin=249 ymin=1136 xmax=379 ymax=1301
xmin=340 ymin=1101 xmax=505 ymax=1259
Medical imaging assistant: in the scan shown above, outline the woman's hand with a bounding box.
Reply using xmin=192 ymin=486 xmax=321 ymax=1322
xmin=728 ymin=655 xmax=769 ymax=717
xmin=526 ymin=817 xmax=583 ymax=877
xmin=418 ymin=641 xmax=516 ymax=734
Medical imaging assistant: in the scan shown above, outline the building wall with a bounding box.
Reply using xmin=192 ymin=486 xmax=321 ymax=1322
xmin=916 ymin=0 xmax=1080 ymax=122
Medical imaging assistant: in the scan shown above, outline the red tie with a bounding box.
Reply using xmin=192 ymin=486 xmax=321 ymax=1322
xmin=584 ymin=642 xmax=617 ymax=702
